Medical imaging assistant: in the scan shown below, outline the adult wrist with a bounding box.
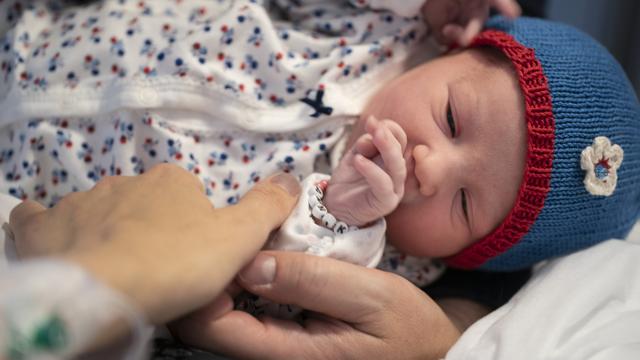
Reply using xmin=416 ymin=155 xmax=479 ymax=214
xmin=1 ymin=259 xmax=150 ymax=359
xmin=425 ymin=318 xmax=461 ymax=360
xmin=437 ymin=298 xmax=490 ymax=332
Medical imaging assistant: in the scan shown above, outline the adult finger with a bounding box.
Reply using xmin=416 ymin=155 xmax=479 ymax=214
xmin=172 ymin=303 xmax=310 ymax=360
xmin=237 ymin=251 xmax=398 ymax=323
xmin=145 ymin=162 xmax=205 ymax=193
xmin=91 ymin=175 xmax=130 ymax=192
xmin=223 ymin=173 xmax=301 ymax=239
xmin=173 ymin=251 xmax=398 ymax=359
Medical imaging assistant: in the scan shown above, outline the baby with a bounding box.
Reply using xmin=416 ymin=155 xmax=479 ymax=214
xmin=267 ymin=16 xmax=640 ymax=284
xmin=241 ymin=13 xmax=640 ymax=315
xmin=0 ymin=0 xmax=639 ymax=283
xmin=376 ymin=15 xmax=640 ymax=271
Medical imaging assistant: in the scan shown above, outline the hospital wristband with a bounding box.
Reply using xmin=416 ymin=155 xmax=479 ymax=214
xmin=308 ymin=180 xmax=358 ymax=234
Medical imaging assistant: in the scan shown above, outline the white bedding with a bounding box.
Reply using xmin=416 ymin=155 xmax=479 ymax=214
xmin=1 ymin=194 xmax=639 ymax=359
xmin=447 ymin=223 xmax=640 ymax=359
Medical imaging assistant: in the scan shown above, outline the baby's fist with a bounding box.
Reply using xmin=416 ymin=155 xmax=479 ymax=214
xmin=324 ymin=116 xmax=407 ymax=226
xmin=423 ymin=0 xmax=521 ymax=46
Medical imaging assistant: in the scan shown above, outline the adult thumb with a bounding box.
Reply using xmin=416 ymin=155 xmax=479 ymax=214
xmin=227 ymin=173 xmax=301 ymax=237
xmin=237 ymin=251 xmax=398 ymax=323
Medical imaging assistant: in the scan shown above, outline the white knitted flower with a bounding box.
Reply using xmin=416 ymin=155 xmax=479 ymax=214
xmin=580 ymin=136 xmax=624 ymax=196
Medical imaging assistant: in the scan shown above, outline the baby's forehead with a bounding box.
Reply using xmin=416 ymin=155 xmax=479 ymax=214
xmin=444 ymin=47 xmax=516 ymax=82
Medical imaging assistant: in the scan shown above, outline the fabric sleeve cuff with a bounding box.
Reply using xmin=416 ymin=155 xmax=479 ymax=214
xmin=268 ymin=173 xmax=386 ymax=268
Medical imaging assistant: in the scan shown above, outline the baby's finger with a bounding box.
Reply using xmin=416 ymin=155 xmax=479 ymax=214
xmin=490 ymin=0 xmax=521 ymax=18
xmin=353 ymin=154 xmax=395 ymax=199
xmin=379 ymin=120 xmax=407 ymax=152
xmin=372 ymin=126 xmax=406 ymax=195
xmin=462 ymin=16 xmax=485 ymax=46
xmin=441 ymin=23 xmax=464 ymax=46
xmin=354 ymin=133 xmax=378 ymax=159
xmin=364 ymin=115 xmax=380 ymax=136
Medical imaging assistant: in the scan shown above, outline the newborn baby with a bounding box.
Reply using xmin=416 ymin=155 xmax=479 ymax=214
xmin=264 ymin=46 xmax=525 ymax=298
xmin=1 ymin=1 xmax=637 ymax=285
xmin=243 ymin=19 xmax=640 ymax=315
xmin=330 ymin=46 xmax=526 ymax=259
xmin=268 ymin=17 xmax=640 ymax=283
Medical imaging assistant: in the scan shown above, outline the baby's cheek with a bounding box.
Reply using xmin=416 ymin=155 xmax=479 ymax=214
xmin=385 ymin=208 xmax=431 ymax=256
xmin=386 ymin=206 xmax=470 ymax=258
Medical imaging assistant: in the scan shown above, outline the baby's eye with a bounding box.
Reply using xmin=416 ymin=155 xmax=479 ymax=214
xmin=461 ymin=189 xmax=469 ymax=222
xmin=446 ymin=104 xmax=456 ymax=137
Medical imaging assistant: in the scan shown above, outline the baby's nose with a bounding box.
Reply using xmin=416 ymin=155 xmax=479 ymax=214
xmin=413 ymin=144 xmax=445 ymax=197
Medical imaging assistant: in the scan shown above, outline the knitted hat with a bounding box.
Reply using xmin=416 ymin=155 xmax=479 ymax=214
xmin=445 ymin=16 xmax=640 ymax=271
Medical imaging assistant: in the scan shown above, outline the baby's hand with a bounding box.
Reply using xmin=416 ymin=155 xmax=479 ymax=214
xmin=324 ymin=116 xmax=407 ymax=227
xmin=423 ymin=0 xmax=521 ymax=47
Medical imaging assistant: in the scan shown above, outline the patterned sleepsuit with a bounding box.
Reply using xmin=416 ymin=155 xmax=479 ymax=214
xmin=0 ymin=0 xmax=446 ymax=355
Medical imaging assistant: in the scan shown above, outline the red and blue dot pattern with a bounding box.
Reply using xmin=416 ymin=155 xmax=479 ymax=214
xmin=0 ymin=0 xmax=426 ymax=207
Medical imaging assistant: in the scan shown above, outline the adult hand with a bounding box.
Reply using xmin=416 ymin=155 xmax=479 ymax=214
xmin=423 ymin=0 xmax=521 ymax=46
xmin=171 ymin=251 xmax=461 ymax=360
xmin=8 ymin=164 xmax=301 ymax=325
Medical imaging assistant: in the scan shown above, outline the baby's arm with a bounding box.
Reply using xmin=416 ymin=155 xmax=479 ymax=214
xmin=324 ymin=116 xmax=407 ymax=227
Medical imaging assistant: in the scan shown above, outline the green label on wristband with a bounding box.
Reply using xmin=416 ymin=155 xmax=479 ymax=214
xmin=7 ymin=314 xmax=68 ymax=360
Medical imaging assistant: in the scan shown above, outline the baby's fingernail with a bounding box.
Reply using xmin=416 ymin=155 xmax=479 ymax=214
xmin=239 ymin=254 xmax=276 ymax=286
xmin=270 ymin=173 xmax=301 ymax=196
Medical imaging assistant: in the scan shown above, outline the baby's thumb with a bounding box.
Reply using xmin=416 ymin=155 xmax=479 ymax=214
xmin=230 ymin=173 xmax=301 ymax=236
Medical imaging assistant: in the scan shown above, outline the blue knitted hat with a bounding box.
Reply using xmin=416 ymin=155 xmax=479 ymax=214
xmin=446 ymin=16 xmax=640 ymax=270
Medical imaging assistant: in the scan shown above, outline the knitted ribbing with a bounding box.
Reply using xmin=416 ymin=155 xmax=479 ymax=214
xmin=446 ymin=29 xmax=555 ymax=269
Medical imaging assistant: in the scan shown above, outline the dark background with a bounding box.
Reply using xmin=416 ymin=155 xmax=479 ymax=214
xmin=544 ymin=0 xmax=640 ymax=96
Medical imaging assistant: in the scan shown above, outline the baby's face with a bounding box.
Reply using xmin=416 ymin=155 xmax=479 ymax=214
xmin=355 ymin=48 xmax=527 ymax=258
